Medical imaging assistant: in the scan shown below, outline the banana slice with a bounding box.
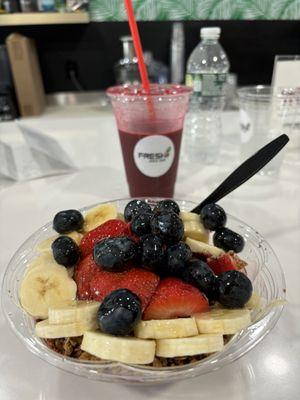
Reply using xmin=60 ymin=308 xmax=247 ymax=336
xmin=183 ymin=221 xmax=209 ymax=243
xmin=36 ymin=231 xmax=83 ymax=253
xmin=20 ymin=264 xmax=77 ymax=319
xmin=194 ymin=308 xmax=251 ymax=335
xmin=25 ymin=252 xmax=57 ymax=276
xmin=35 ymin=318 xmax=97 ymax=338
xmin=81 ymin=331 xmax=156 ymax=364
xmin=181 ymin=211 xmax=209 ymax=242
xmin=156 ymin=334 xmax=223 ymax=357
xmin=186 ymin=237 xmax=224 ymax=257
xmin=180 ymin=212 xmax=200 ymax=222
xmin=245 ymin=292 xmax=261 ymax=311
xmin=83 ymin=203 xmax=118 ymax=232
xmin=117 ymin=212 xmax=125 ymax=222
xmin=48 ymin=300 xmax=100 ymax=325
xmin=134 ymin=318 xmax=198 ymax=339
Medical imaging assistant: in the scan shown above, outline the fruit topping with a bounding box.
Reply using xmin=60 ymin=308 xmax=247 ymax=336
xmin=97 ymin=289 xmax=142 ymax=336
xmin=181 ymin=259 xmax=217 ymax=301
xmin=217 ymin=270 xmax=253 ymax=308
xmin=134 ymin=317 xmax=198 ymax=339
xmin=53 ymin=209 xmax=84 ymax=234
xmin=79 ymin=219 xmax=129 ymax=258
xmin=81 ymin=331 xmax=156 ymax=364
xmin=186 ymin=237 xmax=224 ymax=257
xmin=130 ymin=212 xmax=153 ymax=237
xmin=74 ymin=254 xmax=99 ymax=299
xmin=207 ymin=252 xmax=239 ymax=275
xmin=213 ymin=227 xmax=245 ymax=253
xmin=20 ymin=263 xmax=77 ymax=319
xmin=83 ymin=203 xmax=118 ymax=232
xmin=194 ymin=308 xmax=251 ymax=334
xmin=153 ymin=199 xmax=180 ymax=215
xmin=140 ymin=234 xmax=165 ymax=271
xmin=93 ymin=237 xmax=139 ymax=272
xmin=150 ymin=211 xmax=184 ymax=245
xmin=51 ymin=236 xmax=80 ymax=267
xmin=200 ymin=203 xmax=227 ymax=231
xmin=143 ymin=277 xmax=209 ymax=320
xmin=124 ymin=200 xmax=152 ymax=222
xmin=165 ymin=242 xmax=192 ymax=276
xmin=90 ymin=267 xmax=160 ymax=310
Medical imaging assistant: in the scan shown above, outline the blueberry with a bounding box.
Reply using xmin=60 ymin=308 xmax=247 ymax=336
xmin=165 ymin=242 xmax=192 ymax=276
xmin=200 ymin=203 xmax=227 ymax=231
xmin=97 ymin=289 xmax=141 ymax=336
xmin=140 ymin=234 xmax=165 ymax=271
xmin=150 ymin=211 xmax=184 ymax=245
xmin=51 ymin=236 xmax=80 ymax=267
xmin=213 ymin=227 xmax=245 ymax=253
xmin=182 ymin=259 xmax=217 ymax=300
xmin=217 ymin=270 xmax=253 ymax=308
xmin=124 ymin=200 xmax=152 ymax=222
xmin=131 ymin=212 xmax=153 ymax=237
xmin=53 ymin=209 xmax=84 ymax=234
xmin=93 ymin=237 xmax=139 ymax=272
xmin=153 ymin=200 xmax=180 ymax=215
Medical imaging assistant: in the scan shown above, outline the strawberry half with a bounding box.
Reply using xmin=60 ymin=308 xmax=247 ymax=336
xmin=74 ymin=254 xmax=99 ymax=300
xmin=90 ymin=267 xmax=160 ymax=311
xmin=207 ymin=253 xmax=238 ymax=276
xmin=80 ymin=219 xmax=129 ymax=257
xmin=143 ymin=277 xmax=209 ymax=320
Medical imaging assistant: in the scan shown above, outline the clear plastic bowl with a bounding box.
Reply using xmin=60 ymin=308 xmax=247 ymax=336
xmin=1 ymin=199 xmax=286 ymax=384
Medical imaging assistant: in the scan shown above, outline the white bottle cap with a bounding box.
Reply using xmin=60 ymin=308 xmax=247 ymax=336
xmin=200 ymin=27 xmax=221 ymax=39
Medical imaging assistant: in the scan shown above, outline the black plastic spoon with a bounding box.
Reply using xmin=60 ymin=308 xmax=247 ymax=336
xmin=192 ymin=134 xmax=289 ymax=214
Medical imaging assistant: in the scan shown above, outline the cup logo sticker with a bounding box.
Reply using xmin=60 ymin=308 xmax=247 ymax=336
xmin=134 ymin=135 xmax=175 ymax=177
xmin=239 ymin=109 xmax=253 ymax=144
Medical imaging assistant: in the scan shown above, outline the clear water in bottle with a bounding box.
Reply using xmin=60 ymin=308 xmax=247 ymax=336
xmin=184 ymin=27 xmax=230 ymax=164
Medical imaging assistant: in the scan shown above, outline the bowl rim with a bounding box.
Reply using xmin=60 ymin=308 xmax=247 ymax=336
xmin=1 ymin=197 xmax=286 ymax=382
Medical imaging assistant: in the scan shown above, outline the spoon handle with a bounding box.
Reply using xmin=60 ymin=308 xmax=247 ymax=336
xmin=191 ymin=134 xmax=289 ymax=214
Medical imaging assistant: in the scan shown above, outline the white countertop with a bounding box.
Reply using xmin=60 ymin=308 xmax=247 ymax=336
xmin=0 ymin=105 xmax=299 ymax=400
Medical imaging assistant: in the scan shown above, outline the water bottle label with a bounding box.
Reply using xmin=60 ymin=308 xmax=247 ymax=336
xmin=186 ymin=73 xmax=227 ymax=96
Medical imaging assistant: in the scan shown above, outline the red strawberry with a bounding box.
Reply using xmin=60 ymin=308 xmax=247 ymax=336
xmin=74 ymin=254 xmax=100 ymax=299
xmin=80 ymin=219 xmax=129 ymax=257
xmin=143 ymin=278 xmax=209 ymax=320
xmin=90 ymin=267 xmax=159 ymax=311
xmin=207 ymin=253 xmax=238 ymax=276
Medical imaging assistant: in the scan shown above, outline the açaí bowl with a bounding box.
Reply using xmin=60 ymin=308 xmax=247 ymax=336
xmin=1 ymin=199 xmax=286 ymax=384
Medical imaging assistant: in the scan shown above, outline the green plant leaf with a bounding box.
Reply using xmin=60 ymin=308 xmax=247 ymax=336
xmin=90 ymin=0 xmax=127 ymax=21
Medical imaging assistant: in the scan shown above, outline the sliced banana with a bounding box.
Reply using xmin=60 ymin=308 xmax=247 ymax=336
xmin=25 ymin=252 xmax=56 ymax=276
xmin=245 ymin=292 xmax=261 ymax=311
xmin=134 ymin=318 xmax=198 ymax=339
xmin=83 ymin=203 xmax=118 ymax=232
xmin=186 ymin=237 xmax=224 ymax=257
xmin=156 ymin=334 xmax=223 ymax=357
xmin=20 ymin=264 xmax=77 ymax=319
xmin=81 ymin=331 xmax=156 ymax=364
xmin=183 ymin=220 xmax=209 ymax=243
xmin=194 ymin=308 xmax=251 ymax=335
xmin=180 ymin=212 xmax=200 ymax=222
xmin=48 ymin=300 xmax=100 ymax=325
xmin=35 ymin=319 xmax=97 ymax=339
xmin=36 ymin=231 xmax=83 ymax=253
xmin=117 ymin=212 xmax=125 ymax=222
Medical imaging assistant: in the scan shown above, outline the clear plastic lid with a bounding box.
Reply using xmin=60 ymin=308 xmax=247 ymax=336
xmin=200 ymin=27 xmax=221 ymax=39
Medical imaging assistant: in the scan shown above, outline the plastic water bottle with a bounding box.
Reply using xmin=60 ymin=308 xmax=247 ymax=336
xmin=184 ymin=27 xmax=230 ymax=164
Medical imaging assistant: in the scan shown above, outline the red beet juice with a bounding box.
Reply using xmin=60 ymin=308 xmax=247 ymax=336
xmin=107 ymin=84 xmax=191 ymax=197
xmin=119 ymin=129 xmax=183 ymax=197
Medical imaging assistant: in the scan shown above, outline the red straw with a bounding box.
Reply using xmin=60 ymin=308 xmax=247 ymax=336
xmin=124 ymin=0 xmax=151 ymax=93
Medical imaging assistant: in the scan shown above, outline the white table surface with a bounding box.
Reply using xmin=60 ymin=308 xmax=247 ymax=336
xmin=0 ymin=106 xmax=299 ymax=400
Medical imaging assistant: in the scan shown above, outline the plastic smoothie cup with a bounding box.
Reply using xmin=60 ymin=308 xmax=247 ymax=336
xmin=107 ymin=84 xmax=192 ymax=197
